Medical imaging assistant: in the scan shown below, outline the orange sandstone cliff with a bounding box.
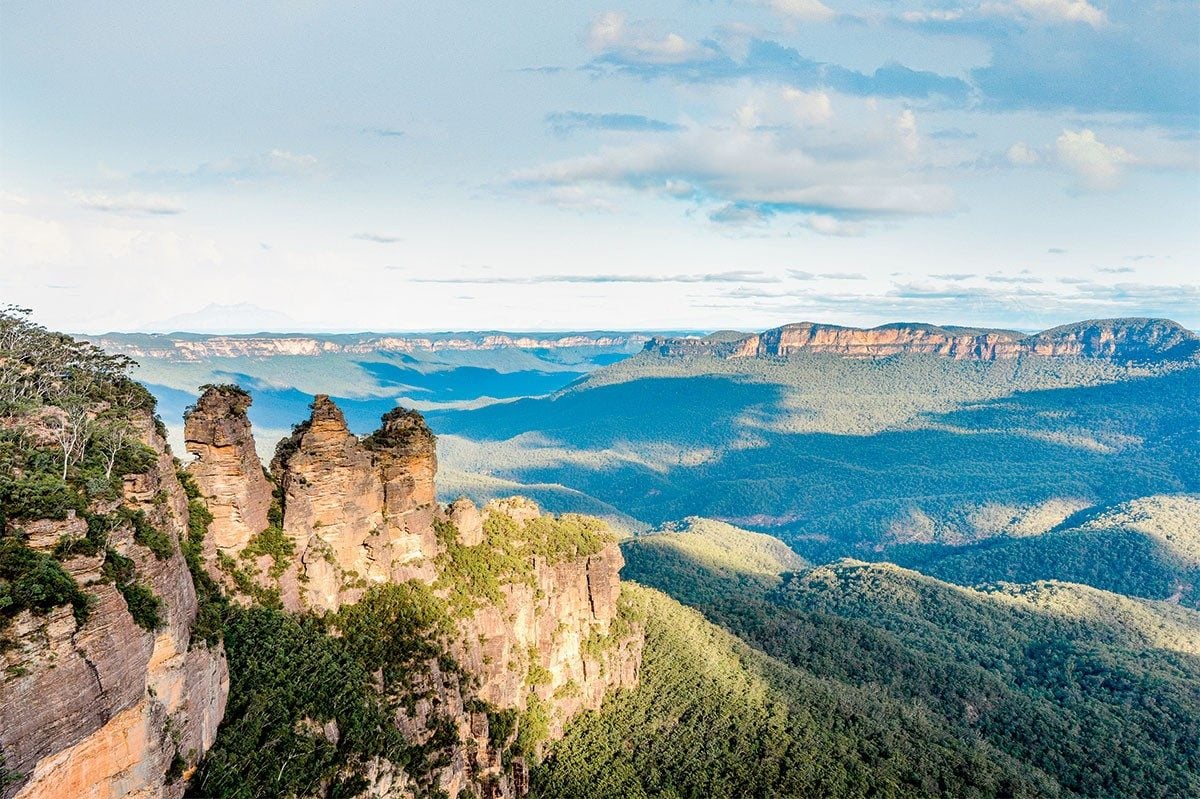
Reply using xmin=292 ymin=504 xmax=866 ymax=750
xmin=645 ymin=318 xmax=1200 ymax=363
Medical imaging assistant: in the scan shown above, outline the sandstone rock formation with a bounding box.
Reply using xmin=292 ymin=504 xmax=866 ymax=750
xmin=1 ymin=409 xmax=228 ymax=799
xmin=645 ymin=318 xmax=1200 ymax=364
xmin=183 ymin=386 xmax=271 ymax=555
xmin=178 ymin=389 xmax=644 ymax=797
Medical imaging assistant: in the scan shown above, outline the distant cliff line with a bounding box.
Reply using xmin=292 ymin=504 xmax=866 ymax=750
xmin=645 ymin=318 xmax=1200 ymax=364
xmin=86 ymin=332 xmax=658 ymax=360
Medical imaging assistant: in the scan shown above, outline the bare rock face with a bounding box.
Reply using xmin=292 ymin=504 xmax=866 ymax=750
xmin=268 ymin=396 xmax=441 ymax=611
xmin=755 ymin=323 xmax=1026 ymax=360
xmin=441 ymin=499 xmax=642 ymax=744
xmin=366 ymin=407 xmax=440 ymax=585
xmin=644 ymin=318 xmax=1200 ymax=364
xmin=448 ymin=497 xmax=483 ymax=547
xmin=183 ymin=386 xmax=272 ymax=554
xmin=1 ymin=410 xmax=229 ymax=799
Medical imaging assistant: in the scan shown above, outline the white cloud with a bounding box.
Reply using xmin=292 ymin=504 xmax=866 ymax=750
xmin=796 ymin=213 xmax=868 ymax=237
xmin=586 ymin=11 xmax=717 ymax=64
xmin=735 ymin=102 xmax=762 ymax=130
xmin=782 ymin=88 xmax=833 ymax=125
xmin=1010 ymin=0 xmax=1106 ymax=27
xmin=512 ymin=111 xmax=956 ymax=221
xmin=899 ymin=9 xmax=965 ymax=23
xmin=896 ymin=109 xmax=919 ymax=157
xmin=0 ymin=212 xmax=72 ymax=264
xmin=1006 ymin=142 xmax=1041 ymax=165
xmin=72 ymin=191 xmax=185 ymax=215
xmin=760 ymin=0 xmax=836 ymax=23
xmin=981 ymin=0 xmax=1107 ymax=28
xmin=140 ymin=149 xmax=322 ymax=185
xmin=734 ymin=88 xmax=833 ymax=130
xmin=1055 ymin=128 xmax=1136 ymax=190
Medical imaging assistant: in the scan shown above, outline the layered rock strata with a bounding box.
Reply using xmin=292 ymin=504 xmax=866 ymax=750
xmin=1 ymin=410 xmax=229 ymax=799
xmin=645 ymin=318 xmax=1200 ymax=363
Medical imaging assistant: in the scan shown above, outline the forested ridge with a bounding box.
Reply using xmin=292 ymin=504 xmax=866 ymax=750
xmin=592 ymin=520 xmax=1200 ymax=798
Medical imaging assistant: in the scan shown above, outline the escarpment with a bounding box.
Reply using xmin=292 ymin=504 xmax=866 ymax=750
xmin=645 ymin=318 xmax=1200 ymax=364
xmin=1 ymin=393 xmax=228 ymax=799
xmin=181 ymin=387 xmax=644 ymax=797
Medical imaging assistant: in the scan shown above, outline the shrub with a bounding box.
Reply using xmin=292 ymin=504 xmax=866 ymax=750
xmin=125 ymin=508 xmax=174 ymax=559
xmin=241 ymin=526 xmax=294 ymax=579
xmin=101 ymin=547 xmax=162 ymax=630
xmin=0 ymin=536 xmax=92 ymax=628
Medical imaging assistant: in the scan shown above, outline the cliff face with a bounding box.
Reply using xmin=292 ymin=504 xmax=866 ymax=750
xmin=90 ymin=333 xmax=648 ymax=362
xmin=1 ymin=410 xmax=228 ymax=799
xmin=645 ymin=318 xmax=1200 ymax=364
xmin=1025 ymin=318 xmax=1200 ymax=361
xmin=181 ymin=388 xmax=643 ymax=797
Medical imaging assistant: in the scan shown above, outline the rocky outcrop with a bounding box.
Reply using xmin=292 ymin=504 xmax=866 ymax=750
xmin=1 ymin=410 xmax=228 ymax=799
xmin=183 ymin=386 xmax=271 ymax=555
xmin=455 ymin=526 xmax=641 ymax=738
xmin=645 ymin=318 xmax=1200 ymax=364
xmin=6 ymin=380 xmax=642 ymax=799
xmin=262 ymin=395 xmax=440 ymax=610
xmin=182 ymin=390 xmax=643 ymax=797
xmin=1025 ymin=318 xmax=1200 ymax=361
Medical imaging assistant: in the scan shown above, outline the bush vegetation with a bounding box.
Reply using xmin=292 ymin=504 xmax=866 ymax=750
xmin=616 ymin=530 xmax=1200 ymax=799
xmin=1 ymin=306 xmax=169 ymax=636
xmin=187 ymin=583 xmax=468 ymax=798
xmin=434 ymin=512 xmax=613 ymax=617
xmin=534 ymin=584 xmax=1057 ymax=798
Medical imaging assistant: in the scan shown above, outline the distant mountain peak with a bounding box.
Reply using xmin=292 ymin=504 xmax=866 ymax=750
xmin=141 ymin=302 xmax=300 ymax=334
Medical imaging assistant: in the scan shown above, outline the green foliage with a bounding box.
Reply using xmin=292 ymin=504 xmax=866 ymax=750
xmin=535 ymin=584 xmax=1054 ymax=799
xmin=434 ymin=517 xmax=529 ymax=616
xmin=101 ymin=547 xmax=162 ymax=630
xmin=0 ymin=751 xmax=22 ymax=791
xmin=0 ymin=429 xmax=90 ymax=524
xmin=0 ymin=535 xmax=92 ymax=629
xmin=177 ymin=474 xmax=228 ymax=647
xmin=198 ymin=383 xmax=250 ymax=399
xmin=0 ymin=471 xmax=85 ymax=523
xmin=123 ymin=507 xmax=174 ymax=560
xmin=515 ymin=694 xmax=550 ymax=759
xmin=0 ymin=305 xmax=154 ymax=414
xmin=487 ymin=708 xmax=518 ymax=751
xmin=216 ymin=551 xmax=281 ymax=609
xmin=620 ymin=531 xmax=1200 ymax=799
xmin=271 ymin=418 xmax=312 ymax=472
xmin=330 ymin=581 xmax=453 ymax=693
xmin=433 ymin=511 xmax=613 ymax=618
xmin=525 ymin=647 xmax=551 ymax=687
xmin=118 ymin=580 xmax=164 ymax=631
xmin=901 ymin=526 xmax=1200 ymax=608
xmin=240 ymin=526 xmax=294 ymax=579
xmin=177 ymin=467 xmax=203 ymax=501
xmin=522 ymin=513 xmax=613 ymax=562
xmin=188 ymin=585 xmax=459 ymax=799
xmin=429 ymin=358 xmax=1199 ymax=569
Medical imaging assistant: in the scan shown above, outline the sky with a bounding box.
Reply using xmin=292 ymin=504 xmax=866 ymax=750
xmin=1 ymin=1 xmax=1198 ymax=333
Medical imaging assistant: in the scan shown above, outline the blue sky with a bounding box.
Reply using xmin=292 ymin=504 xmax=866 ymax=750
xmin=1 ymin=1 xmax=1197 ymax=332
